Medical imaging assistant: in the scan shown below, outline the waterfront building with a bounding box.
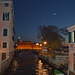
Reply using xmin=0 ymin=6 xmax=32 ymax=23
xmin=17 ymin=36 xmax=42 ymax=50
xmin=0 ymin=0 xmax=15 ymax=73
xmin=67 ymin=25 xmax=75 ymax=75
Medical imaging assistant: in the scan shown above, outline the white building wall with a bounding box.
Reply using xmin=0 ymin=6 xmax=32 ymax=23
xmin=0 ymin=0 xmax=15 ymax=73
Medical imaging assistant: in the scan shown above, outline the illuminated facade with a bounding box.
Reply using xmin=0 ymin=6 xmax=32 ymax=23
xmin=0 ymin=0 xmax=15 ymax=73
xmin=17 ymin=37 xmax=42 ymax=50
xmin=67 ymin=25 xmax=75 ymax=75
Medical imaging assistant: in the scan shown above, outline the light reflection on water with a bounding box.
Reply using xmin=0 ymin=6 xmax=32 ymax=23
xmin=5 ymin=51 xmax=55 ymax=75
xmin=35 ymin=59 xmax=54 ymax=75
xmin=11 ymin=59 xmax=19 ymax=72
xmin=35 ymin=60 xmax=49 ymax=75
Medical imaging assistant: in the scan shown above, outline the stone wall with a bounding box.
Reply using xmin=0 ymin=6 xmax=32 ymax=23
xmin=39 ymin=54 xmax=69 ymax=67
xmin=53 ymin=55 xmax=69 ymax=68
xmin=39 ymin=53 xmax=69 ymax=74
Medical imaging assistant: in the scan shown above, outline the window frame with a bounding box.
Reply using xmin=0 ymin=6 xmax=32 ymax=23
xmin=3 ymin=29 xmax=8 ymax=36
xmin=3 ymin=12 xmax=9 ymax=21
xmin=2 ymin=42 xmax=7 ymax=48
xmin=2 ymin=53 xmax=6 ymax=61
xmin=4 ymin=3 xmax=9 ymax=7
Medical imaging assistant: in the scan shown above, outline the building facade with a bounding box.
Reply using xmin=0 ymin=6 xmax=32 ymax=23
xmin=0 ymin=0 xmax=15 ymax=73
xmin=17 ymin=37 xmax=42 ymax=50
xmin=67 ymin=25 xmax=75 ymax=75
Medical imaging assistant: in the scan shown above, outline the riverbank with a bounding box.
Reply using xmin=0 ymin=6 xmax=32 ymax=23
xmin=39 ymin=52 xmax=68 ymax=75
xmin=15 ymin=49 xmax=42 ymax=54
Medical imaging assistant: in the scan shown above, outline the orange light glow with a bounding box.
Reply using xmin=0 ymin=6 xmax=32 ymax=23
xmin=44 ymin=42 xmax=47 ymax=44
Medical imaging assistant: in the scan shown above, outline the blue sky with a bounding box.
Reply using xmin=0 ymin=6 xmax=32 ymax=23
xmin=13 ymin=0 xmax=75 ymax=43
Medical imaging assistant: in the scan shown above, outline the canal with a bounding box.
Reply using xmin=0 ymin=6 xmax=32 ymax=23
xmin=5 ymin=51 xmax=55 ymax=75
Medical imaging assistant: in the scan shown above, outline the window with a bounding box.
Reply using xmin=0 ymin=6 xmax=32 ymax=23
xmin=11 ymin=9 xmax=13 ymax=13
xmin=2 ymin=53 xmax=6 ymax=60
xmin=12 ymin=36 xmax=14 ymax=41
xmin=3 ymin=12 xmax=9 ymax=21
xmin=72 ymin=31 xmax=74 ymax=42
xmin=4 ymin=3 xmax=9 ymax=7
xmin=3 ymin=29 xmax=8 ymax=36
xmin=69 ymin=31 xmax=75 ymax=43
xmin=13 ymin=26 xmax=15 ymax=34
xmin=3 ymin=42 xmax=7 ymax=48
xmin=68 ymin=32 xmax=71 ymax=43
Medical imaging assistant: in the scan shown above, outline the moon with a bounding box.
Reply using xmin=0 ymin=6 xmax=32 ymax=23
xmin=54 ymin=13 xmax=56 ymax=16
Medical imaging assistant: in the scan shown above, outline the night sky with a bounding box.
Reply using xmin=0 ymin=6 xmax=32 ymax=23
xmin=13 ymin=0 xmax=75 ymax=43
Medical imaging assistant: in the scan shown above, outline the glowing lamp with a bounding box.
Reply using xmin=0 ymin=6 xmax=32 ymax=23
xmin=44 ymin=42 xmax=47 ymax=45
xmin=36 ymin=43 xmax=39 ymax=45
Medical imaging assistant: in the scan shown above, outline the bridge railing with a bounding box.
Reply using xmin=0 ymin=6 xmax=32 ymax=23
xmin=0 ymin=57 xmax=9 ymax=74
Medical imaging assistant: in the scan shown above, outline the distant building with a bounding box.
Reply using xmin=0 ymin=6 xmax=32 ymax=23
xmin=17 ymin=36 xmax=42 ymax=50
xmin=0 ymin=0 xmax=15 ymax=73
xmin=32 ymin=43 xmax=42 ymax=50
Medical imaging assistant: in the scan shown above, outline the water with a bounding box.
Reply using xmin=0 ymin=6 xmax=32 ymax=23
xmin=5 ymin=51 xmax=55 ymax=75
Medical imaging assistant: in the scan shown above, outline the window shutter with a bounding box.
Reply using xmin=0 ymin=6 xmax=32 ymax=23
xmin=68 ymin=32 xmax=71 ymax=43
xmin=74 ymin=31 xmax=75 ymax=42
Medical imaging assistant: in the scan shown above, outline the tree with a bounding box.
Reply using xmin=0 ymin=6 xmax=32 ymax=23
xmin=37 ymin=25 xmax=68 ymax=54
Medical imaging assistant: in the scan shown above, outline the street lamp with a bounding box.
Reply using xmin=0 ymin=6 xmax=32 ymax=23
xmin=42 ymin=41 xmax=47 ymax=47
xmin=42 ymin=41 xmax=47 ymax=54
xmin=40 ymin=44 xmax=42 ymax=47
xmin=43 ymin=42 xmax=47 ymax=45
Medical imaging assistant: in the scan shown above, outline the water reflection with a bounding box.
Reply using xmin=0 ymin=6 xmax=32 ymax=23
xmin=6 ymin=51 xmax=55 ymax=75
xmin=35 ymin=60 xmax=54 ymax=75
xmin=36 ymin=60 xmax=48 ymax=75
xmin=11 ymin=59 xmax=19 ymax=72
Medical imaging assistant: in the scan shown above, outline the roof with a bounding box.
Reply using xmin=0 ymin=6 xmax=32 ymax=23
xmin=67 ymin=24 xmax=75 ymax=30
xmin=68 ymin=24 xmax=75 ymax=27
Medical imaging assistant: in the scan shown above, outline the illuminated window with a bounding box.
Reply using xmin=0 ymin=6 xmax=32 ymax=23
xmin=3 ymin=12 xmax=9 ymax=21
xmin=72 ymin=31 xmax=74 ymax=42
